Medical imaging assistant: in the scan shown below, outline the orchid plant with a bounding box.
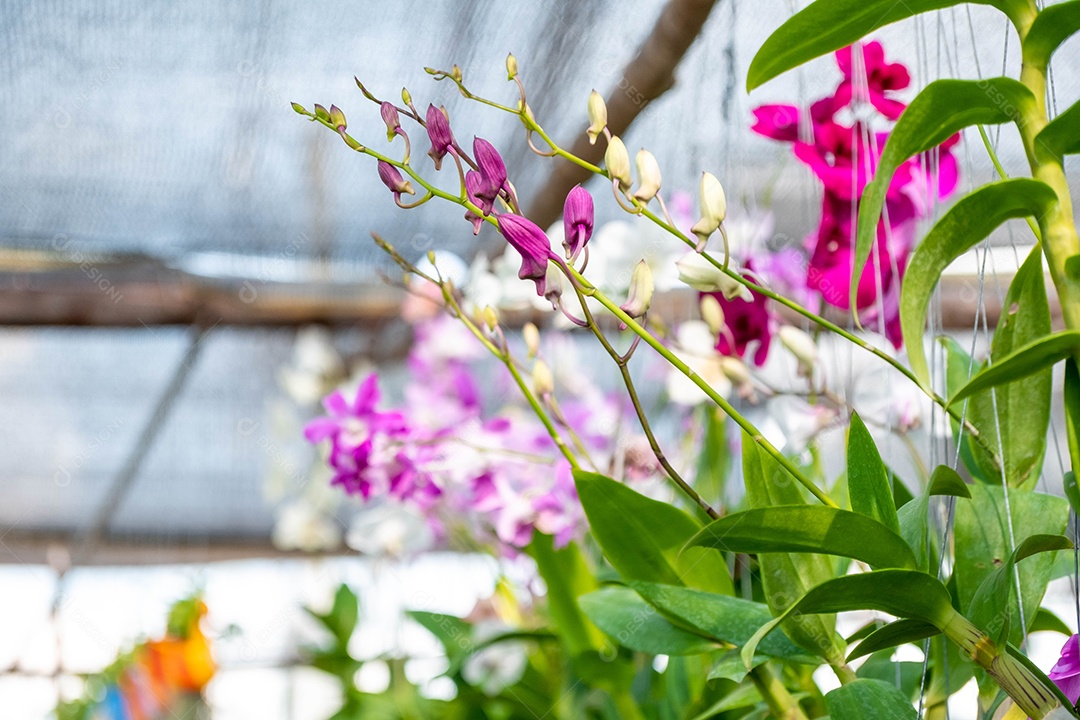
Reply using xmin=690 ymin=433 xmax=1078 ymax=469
xmin=292 ymin=1 xmax=1080 ymax=717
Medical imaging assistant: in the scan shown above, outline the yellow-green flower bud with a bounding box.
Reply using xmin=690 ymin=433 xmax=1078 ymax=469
xmin=506 ymin=53 xmax=519 ymax=80
xmin=482 ymin=306 xmax=499 ymax=332
xmin=604 ymin=135 xmax=632 ymax=191
xmin=699 ymin=294 xmax=725 ymax=336
xmin=523 ymin=322 xmax=541 ymax=358
xmin=532 ymin=360 xmax=555 ymax=396
xmin=291 ymin=102 xmax=309 ymax=116
xmin=587 ymin=90 xmax=607 ymax=145
xmin=620 ymin=260 xmax=654 ymax=319
xmin=632 ymin=149 xmax=662 ymax=204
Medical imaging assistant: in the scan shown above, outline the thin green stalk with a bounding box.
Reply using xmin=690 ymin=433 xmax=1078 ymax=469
xmin=565 ymin=264 xmax=835 ymax=508
xmin=748 ymin=665 xmax=811 ymax=720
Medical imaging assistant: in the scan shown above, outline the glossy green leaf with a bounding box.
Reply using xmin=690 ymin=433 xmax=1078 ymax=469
xmin=686 ymin=505 xmax=917 ymax=570
xmin=954 ymin=486 xmax=1069 ymax=648
xmin=968 ymin=534 xmax=1072 ymax=646
xmin=847 ymin=412 xmax=900 ymax=533
xmin=741 ymin=570 xmax=956 ymax=668
xmin=825 ymin=679 xmax=918 ymax=720
xmin=848 ymin=618 xmax=941 ymax=661
xmin=928 ymin=465 xmax=971 ymax=498
xmin=579 ymin=586 xmax=715 ymax=656
xmin=746 ymin=0 xmax=1024 ymax=91
xmin=899 ymin=179 xmax=1056 ymax=385
xmin=690 ymin=682 xmax=763 ymax=718
xmin=950 ymin=247 xmax=1055 ymax=487
xmin=741 ymin=432 xmax=842 ymax=660
xmin=949 ymin=331 xmax=1080 ymax=405
xmin=574 ymin=470 xmax=732 ymax=594
xmin=1066 ymin=359 xmax=1080 ymax=478
xmin=629 ymin=581 xmax=816 ymax=662
xmin=858 ymin=82 xmax=1039 ymax=317
xmin=1035 ymin=97 xmax=1080 ymax=158
xmin=1023 ymin=0 xmax=1080 ymax=72
xmin=1031 ymin=607 xmax=1073 ymax=636
xmin=527 ymin=534 xmax=608 ymax=660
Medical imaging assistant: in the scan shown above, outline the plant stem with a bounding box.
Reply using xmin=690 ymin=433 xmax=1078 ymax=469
xmin=564 ymin=264 xmax=835 ymax=508
xmin=749 ymin=665 xmax=810 ymax=720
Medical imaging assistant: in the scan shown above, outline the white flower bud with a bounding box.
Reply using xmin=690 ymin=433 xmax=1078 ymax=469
xmin=632 ymin=149 xmax=662 ymax=204
xmin=532 ymin=360 xmax=555 ymax=396
xmin=718 ymin=356 xmax=752 ymax=386
xmin=675 ymin=252 xmax=751 ymax=301
xmin=482 ymin=306 xmax=499 ymax=331
xmin=690 ymin=172 xmax=727 ymax=248
xmin=604 ymin=135 xmax=632 ymax=191
xmin=699 ymin=294 xmax=725 ymax=336
xmin=619 ymin=260 xmax=654 ymax=319
xmin=523 ymin=322 xmax=541 ymax=358
xmin=506 ymin=53 xmax=518 ymax=80
xmin=587 ymin=90 xmax=607 ymax=145
xmin=543 ymin=263 xmax=564 ymax=309
xmin=778 ymin=326 xmax=818 ymax=376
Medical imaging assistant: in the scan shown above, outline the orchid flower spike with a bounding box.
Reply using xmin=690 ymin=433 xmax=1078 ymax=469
xmin=474 ymin=137 xmax=508 ymax=215
xmin=377 ymin=161 xmax=414 ymax=198
xmin=497 ymin=214 xmax=552 ymax=297
xmin=426 ymin=104 xmax=453 ymax=169
xmin=562 ymin=185 xmax=594 ymax=262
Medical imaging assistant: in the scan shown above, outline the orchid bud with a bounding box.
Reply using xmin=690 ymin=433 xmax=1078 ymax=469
xmin=497 ymin=214 xmax=551 ymax=297
xmin=562 ymin=185 xmax=594 ymax=261
xmin=328 ymin=104 xmax=347 ymax=131
xmin=604 ymin=135 xmax=632 ymax=191
xmin=543 ymin=263 xmax=564 ymax=309
xmin=675 ymin=252 xmax=751 ymax=300
xmin=587 ymin=90 xmax=607 ymax=145
xmin=632 ymin=149 xmax=662 ymax=204
xmin=718 ymin=356 xmax=752 ymax=386
xmin=523 ymin=322 xmax=541 ymax=358
xmin=778 ymin=326 xmax=818 ymax=375
xmin=482 ymin=306 xmax=499 ymax=331
xmin=532 ymin=360 xmax=554 ymax=396
xmin=377 ymin=161 xmax=414 ymax=197
xmin=291 ymin=102 xmax=309 ymax=116
xmin=506 ymin=53 xmax=518 ymax=80
xmin=380 ymin=102 xmax=401 ymax=141
xmin=450 ymin=64 xmax=463 ymax=82
xmin=426 ymin=104 xmax=453 ymax=170
xmin=699 ymin=294 xmax=725 ymax=336
xmin=464 ymin=170 xmax=484 ymax=234
xmin=620 ymin=260 xmax=654 ymax=319
xmin=313 ymin=104 xmax=331 ymax=122
xmin=401 ymin=87 xmax=413 ymax=106
xmin=474 ymin=137 xmax=508 ymax=215
xmin=690 ymin=172 xmax=727 ymax=248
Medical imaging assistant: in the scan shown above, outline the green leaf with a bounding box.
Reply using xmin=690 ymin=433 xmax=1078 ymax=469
xmin=579 ymin=586 xmax=716 ymax=656
xmin=741 ymin=432 xmax=842 ymax=660
xmin=686 ymin=505 xmax=917 ymax=570
xmin=848 ymin=618 xmax=941 ymax=661
xmin=1023 ymin=0 xmax=1080 ymax=72
xmin=949 ymin=247 xmax=1055 ymax=487
xmin=408 ymin=611 xmax=473 ymax=662
xmin=967 ymin=534 xmax=1072 ymax=646
xmin=954 ymin=486 xmax=1069 ymax=647
xmin=940 ymin=336 xmax=996 ymax=482
xmin=847 ymin=412 xmax=900 ymax=533
xmin=574 ymin=470 xmax=733 ymax=594
xmin=859 ymin=82 xmax=1040 ymax=318
xmin=746 ymin=0 xmax=1025 ymax=91
xmin=928 ymin=465 xmax=971 ymax=498
xmin=899 ymin=179 xmax=1056 ymax=385
xmin=825 ymin=679 xmax=918 ymax=720
xmin=694 ymin=406 xmax=729 ymax=508
xmin=1031 ymin=607 xmax=1074 ymax=636
xmin=949 ymin=332 xmax=1079 ymax=404
xmin=1066 ymin=358 xmax=1080 ymax=478
xmin=629 ymin=581 xmax=816 ymax=662
xmin=305 ymin=584 xmax=359 ymax=647
xmin=855 ymin=652 xmax=925 ymax=701
xmin=526 ymin=534 xmax=607 ymax=659
xmin=740 ymin=570 xmax=956 ymax=669
xmin=1035 ymin=96 xmax=1080 ymax=158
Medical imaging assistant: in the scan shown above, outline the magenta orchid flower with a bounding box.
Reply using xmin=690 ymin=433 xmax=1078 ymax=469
xmin=562 ymin=185 xmax=594 ymax=261
xmin=702 ymin=262 xmax=775 ymax=366
xmin=497 ymin=213 xmax=553 ymax=296
xmin=1050 ymin=634 xmax=1080 ymax=705
xmin=426 ymin=104 xmax=453 ymax=169
xmin=377 ymin=161 xmax=414 ymax=200
xmin=834 ymin=40 xmax=911 ymax=119
xmin=464 ymin=170 xmax=485 ymax=234
xmin=473 ymin=137 xmax=508 ymax=215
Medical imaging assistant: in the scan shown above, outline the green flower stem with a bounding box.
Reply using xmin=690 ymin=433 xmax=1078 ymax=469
xmin=563 ymin=264 xmax=836 ymax=508
xmin=565 ymin=277 xmax=720 ymax=520
xmin=748 ymin=665 xmax=811 ymax=720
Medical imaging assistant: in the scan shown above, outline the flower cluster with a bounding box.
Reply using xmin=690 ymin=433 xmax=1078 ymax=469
xmin=305 ymin=314 xmax=636 ymax=553
xmin=752 ymin=41 xmax=959 ymax=347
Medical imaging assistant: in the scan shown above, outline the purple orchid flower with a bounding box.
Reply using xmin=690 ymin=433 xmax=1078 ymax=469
xmin=497 ymin=213 xmax=553 ymax=296
xmin=464 ymin=170 xmax=485 ymax=234
xmin=377 ymin=161 xmax=414 ymax=200
xmin=562 ymin=185 xmax=594 ymax=261
xmin=1050 ymin=634 xmax=1080 ymax=705
xmin=426 ymin=104 xmax=453 ymax=169
xmin=473 ymin=137 xmax=508 ymax=215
